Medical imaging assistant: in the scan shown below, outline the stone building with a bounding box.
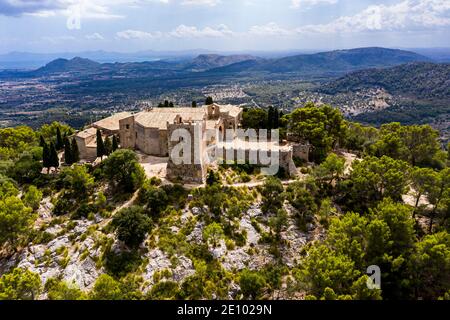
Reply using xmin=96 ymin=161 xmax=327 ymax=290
xmin=74 ymin=112 xmax=131 ymax=161
xmin=74 ymin=103 xmax=308 ymax=183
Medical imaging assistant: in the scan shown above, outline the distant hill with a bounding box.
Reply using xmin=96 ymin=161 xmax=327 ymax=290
xmin=35 ymin=57 xmax=101 ymax=75
xmin=1 ymin=47 xmax=435 ymax=81
xmin=184 ymin=54 xmax=262 ymax=71
xmin=320 ymin=62 xmax=450 ymax=99
xmin=208 ymin=47 xmax=431 ymax=76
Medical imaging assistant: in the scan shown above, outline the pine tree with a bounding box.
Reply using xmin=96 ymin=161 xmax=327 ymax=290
xmin=112 ymin=136 xmax=119 ymax=152
xmin=104 ymin=137 xmax=112 ymax=156
xmin=205 ymin=96 xmax=214 ymax=105
xmin=164 ymin=100 xmax=169 ymax=108
xmin=192 ymin=101 xmax=197 ymax=108
xmin=96 ymin=129 xmax=106 ymax=159
xmin=64 ymin=137 xmax=73 ymax=165
xmin=169 ymin=101 xmax=174 ymax=108
xmin=49 ymin=143 xmax=59 ymax=170
xmin=71 ymin=139 xmax=80 ymax=163
xmin=56 ymin=127 xmax=64 ymax=150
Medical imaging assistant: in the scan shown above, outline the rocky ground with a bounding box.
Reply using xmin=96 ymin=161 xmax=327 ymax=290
xmin=0 ymin=187 xmax=320 ymax=299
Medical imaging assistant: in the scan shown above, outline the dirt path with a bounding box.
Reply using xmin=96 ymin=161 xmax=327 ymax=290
xmin=98 ymin=189 xmax=140 ymax=229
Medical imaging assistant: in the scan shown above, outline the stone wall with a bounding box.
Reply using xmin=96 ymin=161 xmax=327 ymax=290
xmin=135 ymin=125 xmax=161 ymax=156
xmin=119 ymin=116 xmax=136 ymax=149
xmin=218 ymin=145 xmax=297 ymax=177
xmin=166 ymin=121 xmax=207 ymax=184
xmin=292 ymin=143 xmax=310 ymax=162
xmin=74 ymin=136 xmax=96 ymax=161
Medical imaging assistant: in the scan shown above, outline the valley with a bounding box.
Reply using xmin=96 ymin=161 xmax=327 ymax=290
xmin=0 ymin=47 xmax=449 ymax=141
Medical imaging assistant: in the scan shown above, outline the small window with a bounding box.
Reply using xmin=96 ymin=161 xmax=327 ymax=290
xmin=126 ymin=124 xmax=130 ymax=130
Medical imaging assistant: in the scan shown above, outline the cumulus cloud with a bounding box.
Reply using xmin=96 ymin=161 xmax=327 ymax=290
xmin=295 ymin=0 xmax=450 ymax=33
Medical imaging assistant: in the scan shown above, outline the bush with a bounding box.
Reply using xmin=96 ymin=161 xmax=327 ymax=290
xmin=102 ymin=150 xmax=145 ymax=192
xmin=45 ymin=278 xmax=86 ymax=300
xmin=112 ymin=206 xmax=152 ymax=249
xmin=90 ymin=274 xmax=123 ymax=300
xmin=71 ymin=202 xmax=96 ymax=220
xmin=104 ymin=249 xmax=143 ymax=279
xmin=138 ymin=183 xmax=169 ymax=218
xmin=239 ymin=269 xmax=266 ymax=299
xmin=0 ymin=268 xmax=41 ymax=300
xmin=23 ymin=185 xmax=43 ymax=210
xmin=147 ymin=281 xmax=179 ymax=300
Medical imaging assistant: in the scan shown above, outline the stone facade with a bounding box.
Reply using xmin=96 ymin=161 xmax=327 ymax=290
xmin=74 ymin=103 xmax=309 ymax=183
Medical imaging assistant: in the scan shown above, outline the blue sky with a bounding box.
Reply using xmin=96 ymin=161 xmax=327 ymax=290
xmin=0 ymin=0 xmax=449 ymax=53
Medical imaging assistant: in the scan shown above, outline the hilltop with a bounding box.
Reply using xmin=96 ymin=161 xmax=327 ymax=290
xmin=321 ymin=62 xmax=450 ymax=99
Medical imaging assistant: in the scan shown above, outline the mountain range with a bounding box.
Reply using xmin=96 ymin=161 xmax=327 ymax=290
xmin=4 ymin=47 xmax=433 ymax=79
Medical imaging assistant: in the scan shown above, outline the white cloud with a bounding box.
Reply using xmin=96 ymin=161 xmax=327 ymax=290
xmin=116 ymin=29 xmax=163 ymax=39
xmin=291 ymin=0 xmax=338 ymax=9
xmin=248 ymin=22 xmax=293 ymax=36
xmin=85 ymin=32 xmax=105 ymax=40
xmin=169 ymin=24 xmax=233 ymax=37
xmin=116 ymin=23 xmax=233 ymax=40
xmin=0 ymin=0 xmax=216 ymax=18
xmin=295 ymin=0 xmax=450 ymax=33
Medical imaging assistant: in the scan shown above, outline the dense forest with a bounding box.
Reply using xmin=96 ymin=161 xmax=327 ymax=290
xmin=0 ymin=104 xmax=449 ymax=300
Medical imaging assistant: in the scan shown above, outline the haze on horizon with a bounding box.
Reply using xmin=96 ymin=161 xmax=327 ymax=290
xmin=0 ymin=0 xmax=449 ymax=54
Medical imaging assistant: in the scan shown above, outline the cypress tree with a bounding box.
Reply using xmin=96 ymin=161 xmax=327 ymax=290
xmin=71 ymin=139 xmax=80 ymax=163
xmin=42 ymin=141 xmax=50 ymax=172
xmin=205 ymin=96 xmax=214 ymax=105
xmin=164 ymin=100 xmax=169 ymax=108
xmin=104 ymin=137 xmax=112 ymax=156
xmin=267 ymin=106 xmax=274 ymax=130
xmin=192 ymin=101 xmax=197 ymax=108
xmin=56 ymin=127 xmax=64 ymax=150
xmin=64 ymin=137 xmax=73 ymax=165
xmin=112 ymin=135 xmax=119 ymax=152
xmin=169 ymin=101 xmax=174 ymax=108
xmin=50 ymin=143 xmax=59 ymax=170
xmin=39 ymin=135 xmax=46 ymax=148
xmin=96 ymin=129 xmax=105 ymax=159
xmin=274 ymin=107 xmax=280 ymax=129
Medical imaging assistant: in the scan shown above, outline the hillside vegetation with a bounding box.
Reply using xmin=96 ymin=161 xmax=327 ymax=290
xmin=1 ymin=104 xmax=450 ymax=300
